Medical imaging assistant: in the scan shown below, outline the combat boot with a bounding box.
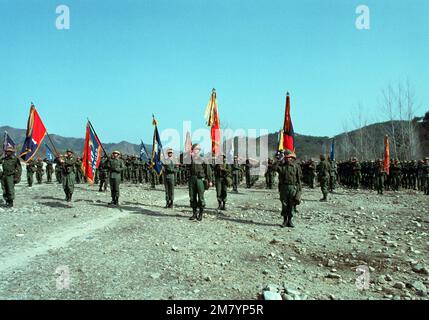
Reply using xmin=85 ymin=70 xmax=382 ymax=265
xmin=217 ymin=200 xmax=222 ymax=210
xmin=68 ymin=193 xmax=73 ymax=202
xmin=221 ymin=201 xmax=226 ymax=210
xmin=6 ymin=201 xmax=13 ymax=208
xmin=197 ymin=207 xmax=203 ymax=221
xmin=281 ymin=216 xmax=288 ymax=228
xmin=169 ymin=201 xmax=174 ymax=208
xmin=319 ymin=195 xmax=328 ymax=202
xmin=165 ymin=201 xmax=170 ymax=208
xmin=109 ymin=196 xmax=117 ymax=206
xmin=287 ymin=217 xmax=295 ymax=228
xmin=190 ymin=208 xmax=198 ymax=220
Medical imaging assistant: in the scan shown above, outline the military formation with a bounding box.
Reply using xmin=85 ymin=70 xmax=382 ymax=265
xmin=1 ymin=144 xmax=429 ymax=229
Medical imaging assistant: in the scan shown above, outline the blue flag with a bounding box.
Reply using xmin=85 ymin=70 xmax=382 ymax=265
xmin=151 ymin=116 xmax=163 ymax=175
xmin=140 ymin=140 xmax=149 ymax=162
xmin=45 ymin=143 xmax=54 ymax=161
xmin=330 ymin=139 xmax=335 ymax=161
xmin=3 ymin=131 xmax=16 ymax=152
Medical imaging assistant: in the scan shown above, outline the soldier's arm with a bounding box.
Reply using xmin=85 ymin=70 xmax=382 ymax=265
xmin=15 ymin=158 xmax=23 ymax=176
xmin=205 ymin=163 xmax=213 ymax=183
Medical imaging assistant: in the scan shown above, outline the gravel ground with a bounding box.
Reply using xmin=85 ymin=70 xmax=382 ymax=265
xmin=0 ymin=177 xmax=428 ymax=300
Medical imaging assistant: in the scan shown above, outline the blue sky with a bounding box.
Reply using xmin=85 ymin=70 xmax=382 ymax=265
xmin=0 ymin=0 xmax=428 ymax=144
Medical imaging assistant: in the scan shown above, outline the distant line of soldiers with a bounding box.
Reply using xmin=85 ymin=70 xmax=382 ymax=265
xmin=2 ymin=145 xmax=428 ymax=233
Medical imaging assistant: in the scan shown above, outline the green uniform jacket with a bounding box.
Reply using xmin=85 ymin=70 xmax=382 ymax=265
xmin=107 ymin=157 xmax=125 ymax=179
xmin=0 ymin=154 xmax=22 ymax=181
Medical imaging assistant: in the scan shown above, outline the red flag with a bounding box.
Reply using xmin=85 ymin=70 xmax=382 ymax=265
xmin=82 ymin=121 xmax=103 ymax=184
xmin=384 ymin=135 xmax=390 ymax=175
xmin=282 ymin=93 xmax=294 ymax=152
xmin=20 ymin=104 xmax=47 ymax=162
xmin=204 ymin=88 xmax=220 ymax=156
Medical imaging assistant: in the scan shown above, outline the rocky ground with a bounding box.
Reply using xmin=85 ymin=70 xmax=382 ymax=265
xmin=0 ymin=176 xmax=428 ymax=300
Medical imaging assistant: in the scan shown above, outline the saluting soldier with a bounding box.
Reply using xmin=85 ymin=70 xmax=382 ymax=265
xmin=163 ymin=148 xmax=178 ymax=208
xmin=187 ymin=144 xmax=212 ymax=221
xmin=60 ymin=149 xmax=77 ymax=202
xmin=106 ymin=151 xmax=125 ymax=206
xmin=0 ymin=147 xmax=22 ymax=208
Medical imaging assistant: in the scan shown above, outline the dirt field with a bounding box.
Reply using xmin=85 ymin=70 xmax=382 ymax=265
xmin=0 ymin=177 xmax=428 ymax=300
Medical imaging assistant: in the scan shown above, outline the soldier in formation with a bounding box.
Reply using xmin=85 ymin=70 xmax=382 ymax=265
xmin=163 ymin=148 xmax=178 ymax=208
xmin=231 ymin=156 xmax=242 ymax=192
xmin=273 ymin=150 xmax=301 ymax=228
xmin=316 ymin=154 xmax=331 ymax=202
xmin=98 ymin=154 xmax=109 ymax=192
xmin=59 ymin=149 xmax=77 ymax=202
xmin=214 ymin=155 xmax=231 ymax=210
xmin=35 ymin=157 xmax=44 ymax=184
xmin=54 ymin=155 xmax=62 ymax=183
xmin=0 ymin=147 xmax=22 ymax=207
xmin=265 ymin=158 xmax=275 ymax=189
xmin=187 ymin=144 xmax=212 ymax=221
xmin=375 ymin=159 xmax=387 ymax=195
xmin=44 ymin=157 xmax=54 ymax=183
xmin=106 ymin=150 xmax=125 ymax=206
xmin=329 ymin=157 xmax=337 ymax=192
xmin=26 ymin=159 xmax=36 ymax=187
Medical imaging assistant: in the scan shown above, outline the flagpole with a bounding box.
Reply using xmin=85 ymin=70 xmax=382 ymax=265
xmin=87 ymin=118 xmax=108 ymax=156
xmin=46 ymin=131 xmax=60 ymax=157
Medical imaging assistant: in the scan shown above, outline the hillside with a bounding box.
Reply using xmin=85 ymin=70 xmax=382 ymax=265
xmin=1 ymin=112 xmax=428 ymax=160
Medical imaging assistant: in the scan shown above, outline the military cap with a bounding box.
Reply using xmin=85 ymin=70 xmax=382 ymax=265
xmin=112 ymin=150 xmax=121 ymax=155
xmin=167 ymin=148 xmax=174 ymax=153
xmin=4 ymin=146 xmax=15 ymax=152
xmin=425 ymin=157 xmax=429 ymax=161
xmin=66 ymin=149 xmax=73 ymax=153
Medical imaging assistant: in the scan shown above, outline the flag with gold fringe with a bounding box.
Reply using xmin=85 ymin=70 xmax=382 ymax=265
xmin=204 ymin=88 xmax=220 ymax=156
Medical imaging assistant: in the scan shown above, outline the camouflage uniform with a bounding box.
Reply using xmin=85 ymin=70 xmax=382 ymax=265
xmin=273 ymin=150 xmax=301 ymax=228
xmin=106 ymin=151 xmax=125 ymax=205
xmin=61 ymin=151 xmax=77 ymax=202
xmin=231 ymin=157 xmax=242 ymax=192
xmin=329 ymin=159 xmax=337 ymax=192
xmin=316 ymin=155 xmax=331 ymax=201
xmin=375 ymin=160 xmax=386 ymax=195
xmin=26 ymin=160 xmax=36 ymax=187
xmin=35 ymin=158 xmax=44 ymax=184
xmin=163 ymin=151 xmax=178 ymax=208
xmin=214 ymin=156 xmax=231 ymax=210
xmin=265 ymin=158 xmax=275 ymax=189
xmin=44 ymin=158 xmax=54 ymax=183
xmin=98 ymin=156 xmax=109 ymax=191
xmin=187 ymin=146 xmax=212 ymax=221
xmin=0 ymin=150 xmax=22 ymax=207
